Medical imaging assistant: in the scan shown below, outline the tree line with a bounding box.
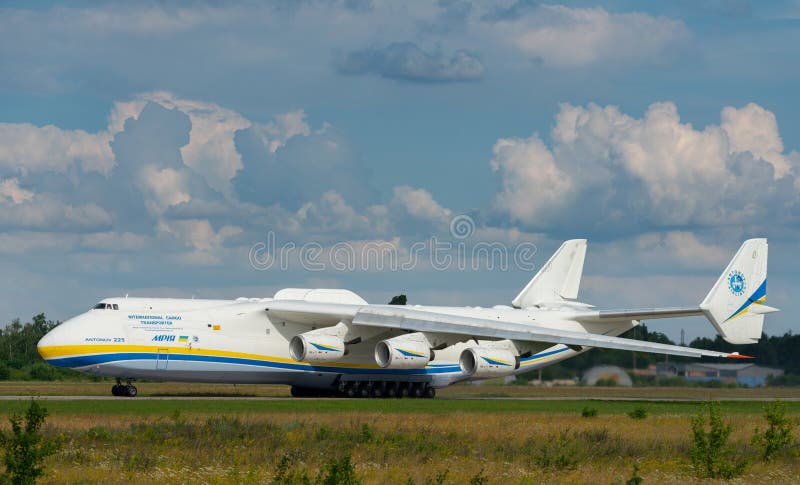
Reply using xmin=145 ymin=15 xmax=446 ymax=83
xmin=0 ymin=314 xmax=86 ymax=381
xmin=523 ymin=324 xmax=800 ymax=384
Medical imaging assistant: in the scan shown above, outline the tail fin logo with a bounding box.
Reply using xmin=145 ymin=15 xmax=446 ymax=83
xmin=728 ymin=270 xmax=746 ymax=296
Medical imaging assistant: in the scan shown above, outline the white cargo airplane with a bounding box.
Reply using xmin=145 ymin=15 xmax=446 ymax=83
xmin=37 ymin=239 xmax=776 ymax=398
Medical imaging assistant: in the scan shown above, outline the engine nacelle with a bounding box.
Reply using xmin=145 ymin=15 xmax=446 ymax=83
xmin=374 ymin=333 xmax=433 ymax=369
xmin=289 ymin=333 xmax=345 ymax=363
xmin=459 ymin=347 xmax=520 ymax=378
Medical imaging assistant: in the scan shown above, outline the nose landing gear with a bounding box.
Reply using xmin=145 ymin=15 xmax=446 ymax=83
xmin=111 ymin=379 xmax=137 ymax=397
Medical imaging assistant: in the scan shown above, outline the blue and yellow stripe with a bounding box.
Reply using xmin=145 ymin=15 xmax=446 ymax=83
xmin=481 ymin=356 xmax=513 ymax=366
xmin=309 ymin=342 xmax=341 ymax=352
xmin=725 ymin=279 xmax=767 ymax=322
xmin=396 ymin=348 xmax=426 ymax=357
xmin=38 ymin=343 xmax=573 ymax=375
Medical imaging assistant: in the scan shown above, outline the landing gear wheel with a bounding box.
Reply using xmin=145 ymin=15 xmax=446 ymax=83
xmin=111 ymin=384 xmax=121 ymax=396
xmin=345 ymin=386 xmax=357 ymax=398
xmin=410 ymin=383 xmax=423 ymax=398
xmin=370 ymin=387 xmax=383 ymax=398
xmin=386 ymin=385 xmax=397 ymax=398
xmin=424 ymin=386 xmax=436 ymax=399
xmin=126 ymin=385 xmax=138 ymax=397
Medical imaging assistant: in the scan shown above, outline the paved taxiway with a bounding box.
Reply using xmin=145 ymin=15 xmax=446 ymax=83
xmin=1 ymin=395 xmax=799 ymax=401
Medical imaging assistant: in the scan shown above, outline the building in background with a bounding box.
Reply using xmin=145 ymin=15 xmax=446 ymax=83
xmin=656 ymin=362 xmax=783 ymax=387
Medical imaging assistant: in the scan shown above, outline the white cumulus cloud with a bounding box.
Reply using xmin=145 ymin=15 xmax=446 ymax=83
xmin=0 ymin=178 xmax=34 ymax=204
xmin=0 ymin=123 xmax=114 ymax=175
xmin=721 ymin=102 xmax=790 ymax=178
xmin=156 ymin=219 xmax=243 ymax=265
xmin=249 ymin=110 xmax=311 ymax=154
xmin=490 ymin=133 xmax=573 ymax=224
xmin=491 ymin=101 xmax=799 ymax=229
xmin=391 ymin=186 xmax=453 ymax=224
xmin=109 ymin=92 xmax=253 ymax=195
xmin=490 ymin=5 xmax=689 ymax=67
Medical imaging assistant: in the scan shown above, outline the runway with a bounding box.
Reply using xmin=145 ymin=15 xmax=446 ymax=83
xmin=1 ymin=395 xmax=799 ymax=401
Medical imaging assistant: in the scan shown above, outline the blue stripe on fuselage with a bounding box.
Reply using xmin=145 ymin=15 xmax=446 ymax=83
xmin=45 ymin=345 xmax=572 ymax=375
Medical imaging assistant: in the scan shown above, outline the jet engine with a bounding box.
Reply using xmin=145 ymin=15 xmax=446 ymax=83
xmin=374 ymin=333 xmax=433 ymax=369
xmin=289 ymin=333 xmax=345 ymax=363
xmin=459 ymin=347 xmax=520 ymax=378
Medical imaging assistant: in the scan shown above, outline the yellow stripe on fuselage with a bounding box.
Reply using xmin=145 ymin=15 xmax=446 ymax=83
xmin=37 ymin=344 xmax=383 ymax=369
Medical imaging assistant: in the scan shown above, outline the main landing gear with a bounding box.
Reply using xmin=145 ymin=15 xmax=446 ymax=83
xmin=111 ymin=378 xmax=137 ymax=397
xmin=290 ymin=381 xmax=436 ymax=399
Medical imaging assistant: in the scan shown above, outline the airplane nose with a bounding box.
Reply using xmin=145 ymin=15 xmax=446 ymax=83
xmin=37 ymin=319 xmax=76 ymax=365
xmin=37 ymin=330 xmax=55 ymax=358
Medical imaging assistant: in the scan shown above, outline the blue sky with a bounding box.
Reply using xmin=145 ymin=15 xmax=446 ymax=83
xmin=0 ymin=0 xmax=798 ymax=343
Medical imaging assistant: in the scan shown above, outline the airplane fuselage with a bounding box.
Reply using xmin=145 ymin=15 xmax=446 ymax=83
xmin=37 ymin=296 xmax=633 ymax=391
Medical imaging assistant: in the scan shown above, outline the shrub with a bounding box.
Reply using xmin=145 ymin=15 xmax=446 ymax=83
xmin=315 ymin=425 xmax=331 ymax=440
xmin=359 ymin=423 xmax=373 ymax=442
xmin=690 ymin=401 xmax=747 ymax=479
xmin=0 ymin=399 xmax=60 ymax=485
xmin=426 ymin=471 xmax=449 ymax=485
xmin=625 ymin=463 xmax=643 ymax=485
xmin=86 ymin=426 xmax=112 ymax=441
xmin=27 ymin=363 xmax=56 ymax=381
xmin=752 ymin=401 xmax=795 ymax=461
xmin=121 ymin=450 xmax=158 ymax=472
xmin=767 ymin=373 xmax=800 ymax=387
xmin=0 ymin=363 xmax=10 ymax=381
xmin=627 ymin=406 xmax=647 ymax=420
xmin=579 ymin=427 xmax=610 ymax=444
xmin=533 ymin=430 xmax=581 ymax=471
xmin=468 ymin=469 xmax=488 ymax=485
xmin=271 ymin=454 xmax=311 ymax=485
xmin=581 ymin=406 xmax=598 ymax=418
xmin=317 ymin=454 xmax=361 ymax=485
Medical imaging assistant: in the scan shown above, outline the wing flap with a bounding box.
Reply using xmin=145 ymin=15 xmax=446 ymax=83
xmin=574 ymin=307 xmax=704 ymax=323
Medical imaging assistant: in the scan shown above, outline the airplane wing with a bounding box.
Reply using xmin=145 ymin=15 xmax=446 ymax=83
xmin=265 ymin=300 xmax=749 ymax=359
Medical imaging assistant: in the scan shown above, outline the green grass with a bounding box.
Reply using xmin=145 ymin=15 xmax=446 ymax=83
xmin=0 ymin=398 xmax=798 ymax=417
xmin=0 ymin=393 xmax=794 ymax=484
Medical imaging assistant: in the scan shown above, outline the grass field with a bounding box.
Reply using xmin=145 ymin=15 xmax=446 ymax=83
xmin=3 ymin=380 xmax=800 ymax=399
xmin=0 ymin=383 xmax=797 ymax=484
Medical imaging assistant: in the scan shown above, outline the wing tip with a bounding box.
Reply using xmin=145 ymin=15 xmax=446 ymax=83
xmin=726 ymin=353 xmax=754 ymax=359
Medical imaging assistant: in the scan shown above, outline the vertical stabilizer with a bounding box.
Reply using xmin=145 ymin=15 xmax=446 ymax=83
xmin=700 ymin=239 xmax=776 ymax=344
xmin=512 ymin=239 xmax=587 ymax=308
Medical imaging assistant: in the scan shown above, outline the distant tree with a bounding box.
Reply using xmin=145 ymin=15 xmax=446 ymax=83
xmin=0 ymin=314 xmax=58 ymax=368
xmin=691 ymin=332 xmax=800 ymax=375
xmin=388 ymin=294 xmax=407 ymax=305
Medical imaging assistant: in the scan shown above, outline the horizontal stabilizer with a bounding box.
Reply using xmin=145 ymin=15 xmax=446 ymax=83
xmin=747 ymin=304 xmax=779 ymax=315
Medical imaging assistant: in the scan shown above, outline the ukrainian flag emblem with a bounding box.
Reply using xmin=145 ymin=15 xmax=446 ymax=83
xmin=178 ymin=335 xmax=189 ymax=342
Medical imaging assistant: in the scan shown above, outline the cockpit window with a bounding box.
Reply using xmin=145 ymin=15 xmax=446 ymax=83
xmin=92 ymin=303 xmax=119 ymax=310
